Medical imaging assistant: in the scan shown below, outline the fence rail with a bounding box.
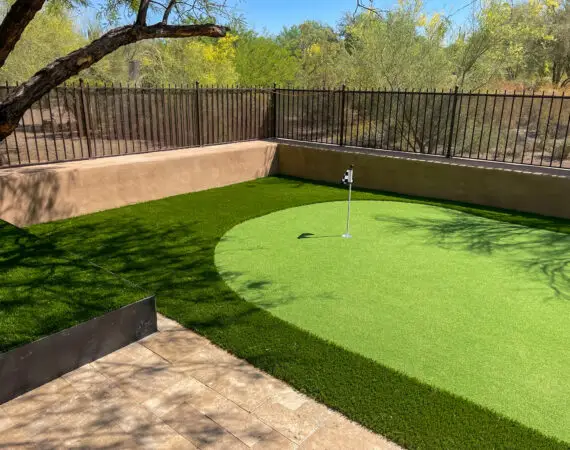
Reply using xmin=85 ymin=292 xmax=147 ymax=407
xmin=1 ymin=83 xmax=569 ymax=169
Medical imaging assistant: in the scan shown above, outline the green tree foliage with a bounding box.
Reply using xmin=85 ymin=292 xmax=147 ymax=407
xmin=2 ymin=0 xmax=570 ymax=90
xmin=135 ymin=35 xmax=238 ymax=86
xmin=277 ymin=21 xmax=350 ymax=87
xmin=545 ymin=0 xmax=570 ymax=85
xmin=485 ymin=0 xmax=553 ymax=81
xmin=342 ymin=1 xmax=451 ymax=89
xmin=450 ymin=0 xmax=569 ymax=90
xmin=0 ymin=0 xmax=84 ymax=83
xmin=235 ymin=32 xmax=298 ymax=86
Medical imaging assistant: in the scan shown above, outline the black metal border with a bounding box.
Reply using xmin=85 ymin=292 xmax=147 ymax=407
xmin=0 ymin=295 xmax=157 ymax=404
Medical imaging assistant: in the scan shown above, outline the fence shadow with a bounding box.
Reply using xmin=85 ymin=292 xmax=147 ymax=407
xmin=375 ymin=209 xmax=570 ymax=300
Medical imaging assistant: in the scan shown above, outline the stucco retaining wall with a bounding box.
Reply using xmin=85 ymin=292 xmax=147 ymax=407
xmin=0 ymin=141 xmax=278 ymax=226
xmin=1 ymin=139 xmax=569 ymax=226
xmin=277 ymin=142 xmax=570 ymax=220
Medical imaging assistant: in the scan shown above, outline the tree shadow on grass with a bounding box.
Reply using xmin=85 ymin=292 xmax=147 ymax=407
xmin=29 ymin=215 xmax=245 ymax=319
xmin=375 ymin=209 xmax=570 ymax=300
xmin=216 ymin=269 xmax=297 ymax=311
xmin=29 ymin=208 xmax=303 ymax=316
xmin=0 ymin=220 xmax=148 ymax=352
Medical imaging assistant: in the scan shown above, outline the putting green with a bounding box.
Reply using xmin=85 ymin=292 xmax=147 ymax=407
xmin=215 ymin=200 xmax=570 ymax=443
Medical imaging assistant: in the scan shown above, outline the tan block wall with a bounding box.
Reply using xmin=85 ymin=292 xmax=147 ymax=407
xmin=278 ymin=143 xmax=570 ymax=219
xmin=0 ymin=141 xmax=278 ymax=226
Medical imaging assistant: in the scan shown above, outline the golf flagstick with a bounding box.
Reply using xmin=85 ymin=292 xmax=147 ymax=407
xmin=341 ymin=165 xmax=354 ymax=238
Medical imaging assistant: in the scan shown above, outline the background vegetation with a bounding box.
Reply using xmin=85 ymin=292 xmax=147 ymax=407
xmin=1 ymin=0 xmax=570 ymax=91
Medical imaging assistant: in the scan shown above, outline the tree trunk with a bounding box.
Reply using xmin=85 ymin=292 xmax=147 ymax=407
xmin=552 ymin=61 xmax=561 ymax=85
xmin=0 ymin=23 xmax=227 ymax=141
xmin=0 ymin=0 xmax=46 ymax=69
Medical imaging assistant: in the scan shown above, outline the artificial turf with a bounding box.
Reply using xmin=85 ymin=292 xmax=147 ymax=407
xmin=23 ymin=176 xmax=570 ymax=449
xmin=0 ymin=220 xmax=148 ymax=352
xmin=215 ymin=200 xmax=570 ymax=443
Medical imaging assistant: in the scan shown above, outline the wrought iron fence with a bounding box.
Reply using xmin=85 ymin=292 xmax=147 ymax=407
xmin=1 ymin=83 xmax=569 ymax=169
xmin=276 ymin=87 xmax=570 ymax=169
xmin=0 ymin=82 xmax=273 ymax=167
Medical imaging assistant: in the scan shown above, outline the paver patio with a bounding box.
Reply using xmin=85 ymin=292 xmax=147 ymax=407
xmin=0 ymin=314 xmax=400 ymax=449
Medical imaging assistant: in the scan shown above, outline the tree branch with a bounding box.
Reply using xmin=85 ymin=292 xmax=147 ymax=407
xmin=136 ymin=0 xmax=151 ymax=25
xmin=0 ymin=22 xmax=228 ymax=140
xmin=0 ymin=0 xmax=46 ymax=69
xmin=354 ymin=0 xmax=390 ymax=18
xmin=162 ymin=0 xmax=177 ymax=23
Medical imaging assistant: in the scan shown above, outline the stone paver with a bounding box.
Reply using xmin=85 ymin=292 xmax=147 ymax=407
xmin=299 ymin=415 xmax=402 ymax=450
xmin=253 ymin=390 xmax=332 ymax=444
xmin=0 ymin=314 xmax=401 ymax=449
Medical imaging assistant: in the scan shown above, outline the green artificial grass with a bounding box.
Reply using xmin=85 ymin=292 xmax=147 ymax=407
xmin=215 ymin=200 xmax=570 ymax=443
xmin=0 ymin=220 xmax=149 ymax=352
xmin=26 ymin=177 xmax=570 ymax=449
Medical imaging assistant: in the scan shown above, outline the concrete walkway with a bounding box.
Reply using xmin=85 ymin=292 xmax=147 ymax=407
xmin=0 ymin=315 xmax=401 ymax=449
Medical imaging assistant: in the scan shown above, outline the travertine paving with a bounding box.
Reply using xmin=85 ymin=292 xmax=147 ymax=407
xmin=0 ymin=315 xmax=401 ymax=449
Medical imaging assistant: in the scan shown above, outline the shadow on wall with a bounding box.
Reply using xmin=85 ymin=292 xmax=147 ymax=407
xmin=254 ymin=144 xmax=279 ymax=179
xmin=0 ymin=169 xmax=74 ymax=226
xmin=375 ymin=209 xmax=570 ymax=301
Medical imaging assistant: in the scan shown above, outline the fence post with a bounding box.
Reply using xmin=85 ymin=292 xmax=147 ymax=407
xmin=78 ymin=79 xmax=93 ymax=158
xmin=194 ymin=81 xmax=202 ymax=147
xmin=339 ymin=84 xmax=346 ymax=146
xmin=272 ymin=82 xmax=277 ymax=138
xmin=446 ymin=85 xmax=459 ymax=158
xmin=2 ymin=82 xmax=12 ymax=166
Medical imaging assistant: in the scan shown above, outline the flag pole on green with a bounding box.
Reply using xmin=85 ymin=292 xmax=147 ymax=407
xmin=341 ymin=165 xmax=354 ymax=238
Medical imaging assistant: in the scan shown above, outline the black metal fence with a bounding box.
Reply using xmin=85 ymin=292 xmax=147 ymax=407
xmin=276 ymin=87 xmax=570 ymax=169
xmin=0 ymin=82 xmax=273 ymax=167
xmin=1 ymin=84 xmax=569 ymax=169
